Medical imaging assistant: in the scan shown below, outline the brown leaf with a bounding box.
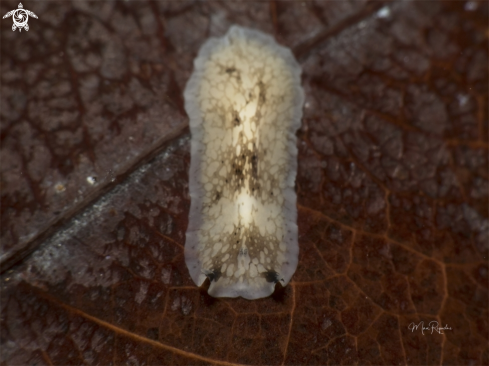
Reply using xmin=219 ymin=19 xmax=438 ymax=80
xmin=1 ymin=1 xmax=487 ymax=365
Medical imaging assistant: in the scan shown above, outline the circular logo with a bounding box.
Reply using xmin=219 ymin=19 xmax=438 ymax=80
xmin=3 ymin=3 xmax=38 ymax=32
xmin=12 ymin=9 xmax=28 ymax=28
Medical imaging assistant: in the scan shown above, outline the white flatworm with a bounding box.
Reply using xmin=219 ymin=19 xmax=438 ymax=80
xmin=184 ymin=25 xmax=304 ymax=299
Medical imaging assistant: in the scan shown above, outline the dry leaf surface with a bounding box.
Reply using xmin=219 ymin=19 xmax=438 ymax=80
xmin=1 ymin=1 xmax=488 ymax=365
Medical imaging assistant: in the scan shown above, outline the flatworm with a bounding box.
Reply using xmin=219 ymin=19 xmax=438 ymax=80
xmin=184 ymin=25 xmax=304 ymax=299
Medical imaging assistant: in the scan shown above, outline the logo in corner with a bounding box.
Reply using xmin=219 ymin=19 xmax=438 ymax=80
xmin=3 ymin=3 xmax=38 ymax=32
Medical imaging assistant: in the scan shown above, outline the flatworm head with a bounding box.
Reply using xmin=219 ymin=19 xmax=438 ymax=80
xmin=184 ymin=26 xmax=304 ymax=299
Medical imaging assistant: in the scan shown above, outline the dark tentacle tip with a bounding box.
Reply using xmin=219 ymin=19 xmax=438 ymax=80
xmin=264 ymin=270 xmax=282 ymax=284
xmin=204 ymin=269 xmax=222 ymax=283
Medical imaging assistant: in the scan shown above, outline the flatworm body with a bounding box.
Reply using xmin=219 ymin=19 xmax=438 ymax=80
xmin=184 ymin=26 xmax=304 ymax=299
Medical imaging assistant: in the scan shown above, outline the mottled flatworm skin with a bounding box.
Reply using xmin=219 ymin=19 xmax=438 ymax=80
xmin=184 ymin=26 xmax=304 ymax=299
